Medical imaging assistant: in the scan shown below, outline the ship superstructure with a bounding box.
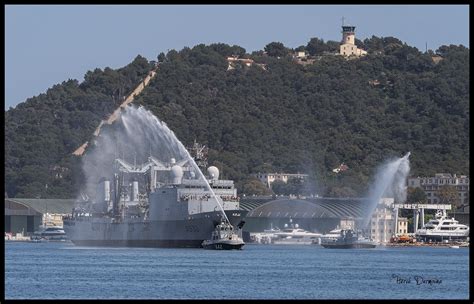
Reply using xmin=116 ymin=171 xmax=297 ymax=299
xmin=63 ymin=146 xmax=246 ymax=248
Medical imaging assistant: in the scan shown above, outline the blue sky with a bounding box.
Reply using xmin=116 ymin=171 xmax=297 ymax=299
xmin=5 ymin=5 xmax=469 ymax=110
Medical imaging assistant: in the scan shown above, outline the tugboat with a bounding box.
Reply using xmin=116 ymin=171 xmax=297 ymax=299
xmin=201 ymin=220 xmax=245 ymax=250
xmin=321 ymin=229 xmax=376 ymax=249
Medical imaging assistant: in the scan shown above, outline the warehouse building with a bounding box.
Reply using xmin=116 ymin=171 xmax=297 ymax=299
xmin=240 ymin=196 xmax=367 ymax=234
xmin=4 ymin=198 xmax=75 ymax=235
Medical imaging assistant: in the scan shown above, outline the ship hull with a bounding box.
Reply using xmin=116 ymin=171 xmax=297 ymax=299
xmin=71 ymin=239 xmax=203 ymax=248
xmin=202 ymin=242 xmax=244 ymax=250
xmin=64 ymin=210 xmax=247 ymax=248
xmin=415 ymin=234 xmax=469 ymax=242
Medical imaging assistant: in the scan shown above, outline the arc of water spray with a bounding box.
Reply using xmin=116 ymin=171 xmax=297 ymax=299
xmin=122 ymin=106 xmax=231 ymax=225
xmin=362 ymin=152 xmax=411 ymax=228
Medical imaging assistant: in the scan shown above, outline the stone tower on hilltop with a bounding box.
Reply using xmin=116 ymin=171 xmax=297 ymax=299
xmin=339 ymin=22 xmax=367 ymax=57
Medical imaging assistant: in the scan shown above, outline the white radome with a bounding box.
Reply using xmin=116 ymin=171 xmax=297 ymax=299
xmin=207 ymin=166 xmax=219 ymax=180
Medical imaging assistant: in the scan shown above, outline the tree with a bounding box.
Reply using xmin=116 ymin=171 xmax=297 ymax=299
xmin=157 ymin=52 xmax=166 ymax=62
xmin=5 ymin=39 xmax=469 ymax=200
xmin=306 ymin=38 xmax=328 ymax=56
xmin=326 ymin=186 xmax=358 ymax=198
xmin=326 ymin=40 xmax=340 ymax=53
xmin=241 ymin=178 xmax=272 ymax=196
xmin=294 ymin=45 xmax=306 ymax=52
xmin=271 ymin=180 xmax=290 ymax=195
xmin=264 ymin=42 xmax=290 ymax=57
xmin=438 ymin=185 xmax=459 ymax=207
xmin=406 ymin=187 xmax=427 ymax=204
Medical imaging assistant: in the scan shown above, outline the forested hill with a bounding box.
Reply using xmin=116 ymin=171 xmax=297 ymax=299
xmin=5 ymin=36 xmax=469 ymax=199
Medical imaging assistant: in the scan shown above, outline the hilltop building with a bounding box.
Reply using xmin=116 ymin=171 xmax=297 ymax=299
xmin=254 ymin=173 xmax=309 ymax=189
xmin=339 ymin=25 xmax=367 ymax=57
xmin=226 ymin=56 xmax=266 ymax=71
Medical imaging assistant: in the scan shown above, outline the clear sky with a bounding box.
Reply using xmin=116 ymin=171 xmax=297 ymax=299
xmin=5 ymin=5 xmax=469 ymax=110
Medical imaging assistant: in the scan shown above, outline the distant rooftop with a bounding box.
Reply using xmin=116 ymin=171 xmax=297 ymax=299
xmin=6 ymin=198 xmax=75 ymax=214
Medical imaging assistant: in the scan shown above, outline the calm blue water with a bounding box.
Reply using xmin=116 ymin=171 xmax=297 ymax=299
xmin=5 ymin=241 xmax=469 ymax=299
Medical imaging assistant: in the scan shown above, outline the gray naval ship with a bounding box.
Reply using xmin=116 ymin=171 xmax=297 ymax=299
xmin=63 ymin=143 xmax=247 ymax=248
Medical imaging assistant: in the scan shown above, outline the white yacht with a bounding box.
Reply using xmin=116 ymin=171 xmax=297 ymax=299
xmin=416 ymin=210 xmax=469 ymax=242
xmin=271 ymin=219 xmax=322 ymax=245
xmin=32 ymin=225 xmax=68 ymax=241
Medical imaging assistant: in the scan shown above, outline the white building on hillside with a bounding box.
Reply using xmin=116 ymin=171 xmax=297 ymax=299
xmin=255 ymin=172 xmax=309 ymax=189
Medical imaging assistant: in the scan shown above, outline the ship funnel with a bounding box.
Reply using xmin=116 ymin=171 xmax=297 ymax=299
xmin=207 ymin=166 xmax=219 ymax=180
xmin=131 ymin=180 xmax=139 ymax=202
xmin=96 ymin=178 xmax=111 ymax=203
xmin=171 ymin=165 xmax=184 ymax=184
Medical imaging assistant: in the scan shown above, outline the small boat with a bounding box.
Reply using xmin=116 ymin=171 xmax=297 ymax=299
xmin=32 ymin=225 xmax=68 ymax=241
xmin=321 ymin=229 xmax=376 ymax=249
xmin=449 ymin=245 xmax=460 ymax=249
xmin=271 ymin=219 xmax=321 ymax=245
xmin=202 ymin=221 xmax=245 ymax=250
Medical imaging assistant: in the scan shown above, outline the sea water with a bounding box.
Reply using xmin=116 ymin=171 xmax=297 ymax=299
xmin=5 ymin=241 xmax=469 ymax=299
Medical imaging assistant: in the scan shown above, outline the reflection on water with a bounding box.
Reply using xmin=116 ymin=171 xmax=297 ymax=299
xmin=5 ymin=242 xmax=469 ymax=300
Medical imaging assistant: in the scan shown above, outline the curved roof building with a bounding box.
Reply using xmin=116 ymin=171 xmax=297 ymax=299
xmin=240 ymin=196 xmax=368 ymax=233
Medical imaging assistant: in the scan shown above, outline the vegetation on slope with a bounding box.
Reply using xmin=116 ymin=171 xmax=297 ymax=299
xmin=4 ymin=37 xmax=469 ymax=198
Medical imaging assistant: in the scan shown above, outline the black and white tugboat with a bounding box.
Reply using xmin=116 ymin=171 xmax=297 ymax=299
xmin=202 ymin=220 xmax=245 ymax=250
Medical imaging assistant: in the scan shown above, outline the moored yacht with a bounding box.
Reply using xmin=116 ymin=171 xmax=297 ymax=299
xmin=415 ymin=210 xmax=469 ymax=242
xmin=32 ymin=225 xmax=68 ymax=241
xmin=271 ymin=219 xmax=321 ymax=245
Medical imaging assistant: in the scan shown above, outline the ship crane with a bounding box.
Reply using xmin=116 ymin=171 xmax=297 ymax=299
xmin=114 ymin=155 xmax=196 ymax=192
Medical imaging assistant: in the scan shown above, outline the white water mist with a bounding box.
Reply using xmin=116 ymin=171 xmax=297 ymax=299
xmin=362 ymin=152 xmax=411 ymax=227
xmin=81 ymin=105 xmax=230 ymax=223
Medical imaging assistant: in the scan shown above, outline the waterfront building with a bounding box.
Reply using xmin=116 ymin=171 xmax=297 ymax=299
xmin=369 ymin=198 xmax=396 ymax=243
xmin=4 ymin=198 xmax=74 ymax=235
xmin=240 ymin=196 xmax=365 ymax=234
xmin=397 ymin=217 xmax=408 ymax=234
xmin=407 ymin=173 xmax=469 ymax=209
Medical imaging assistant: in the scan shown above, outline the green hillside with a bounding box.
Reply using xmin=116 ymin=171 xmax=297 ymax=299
xmin=4 ymin=37 xmax=469 ymax=198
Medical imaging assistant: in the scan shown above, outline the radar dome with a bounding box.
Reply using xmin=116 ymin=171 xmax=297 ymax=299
xmin=207 ymin=166 xmax=219 ymax=180
xmin=171 ymin=165 xmax=184 ymax=184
